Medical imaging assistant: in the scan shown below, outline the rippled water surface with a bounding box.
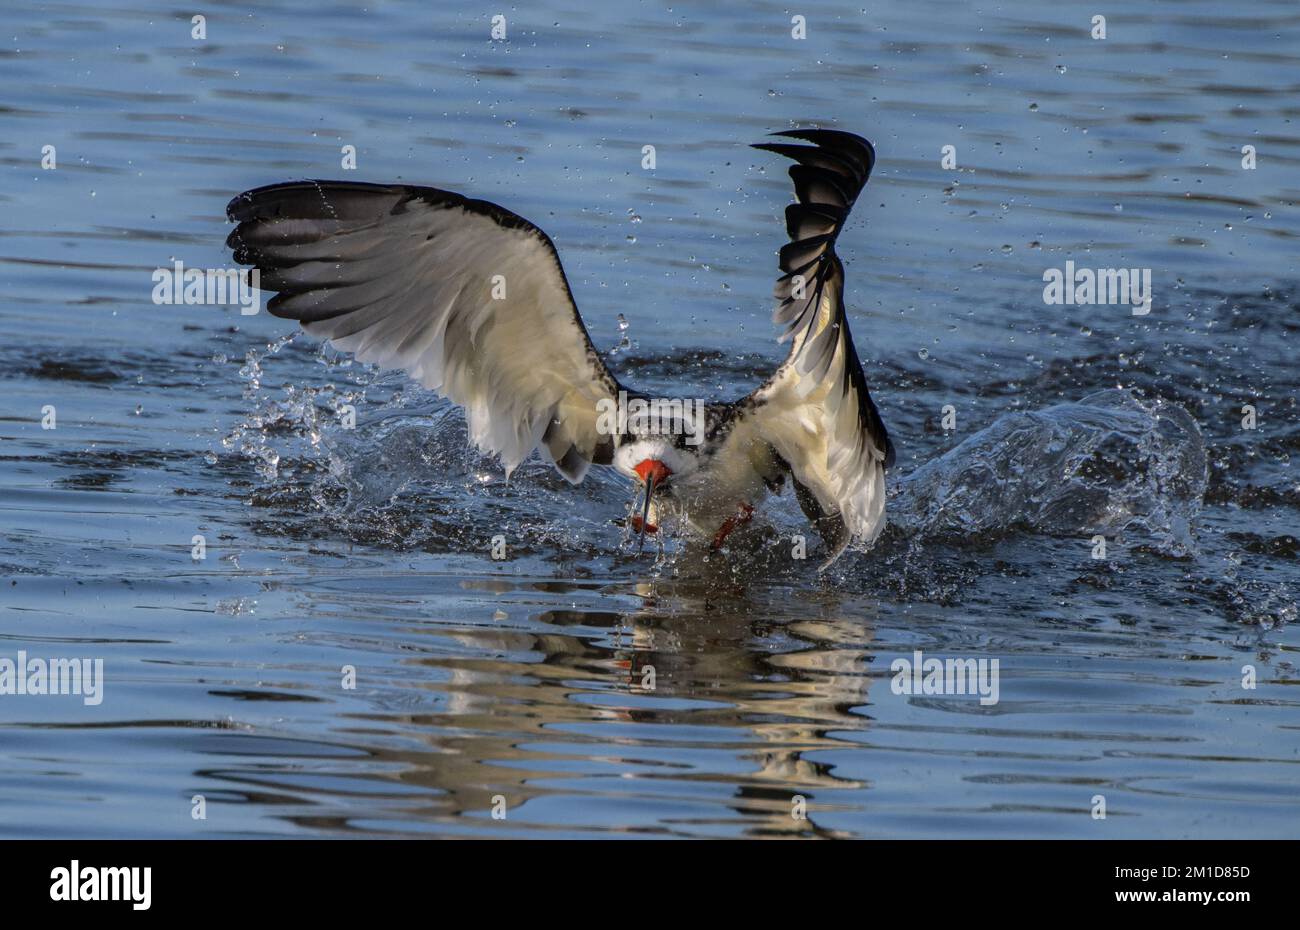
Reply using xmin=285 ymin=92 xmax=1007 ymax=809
xmin=1 ymin=0 xmax=1298 ymax=838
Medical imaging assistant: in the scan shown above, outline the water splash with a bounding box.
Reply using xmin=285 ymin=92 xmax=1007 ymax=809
xmin=217 ymin=339 xmax=627 ymax=558
xmin=891 ymin=390 xmax=1207 ymax=555
xmin=224 ymin=347 xmax=1212 ymax=578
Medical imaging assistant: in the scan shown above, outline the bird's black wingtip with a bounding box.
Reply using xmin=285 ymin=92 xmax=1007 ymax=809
xmin=225 ymin=191 xmax=250 ymax=222
xmin=753 ymin=128 xmax=875 ymax=171
xmin=225 ymin=181 xmax=300 ymax=223
xmin=225 ymin=178 xmax=400 ymax=223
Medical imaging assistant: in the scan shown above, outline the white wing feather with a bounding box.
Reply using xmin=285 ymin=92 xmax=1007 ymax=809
xmin=744 ymin=130 xmax=894 ymax=547
xmin=228 ymin=182 xmax=621 ymax=481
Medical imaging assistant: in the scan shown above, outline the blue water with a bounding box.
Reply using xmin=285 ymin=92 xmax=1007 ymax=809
xmin=0 ymin=0 xmax=1297 ymax=838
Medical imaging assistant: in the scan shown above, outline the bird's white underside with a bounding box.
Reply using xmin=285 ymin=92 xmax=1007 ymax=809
xmin=748 ymin=291 xmax=888 ymax=543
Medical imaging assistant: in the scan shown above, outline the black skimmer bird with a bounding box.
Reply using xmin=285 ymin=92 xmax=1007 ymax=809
xmin=226 ymin=129 xmax=894 ymax=566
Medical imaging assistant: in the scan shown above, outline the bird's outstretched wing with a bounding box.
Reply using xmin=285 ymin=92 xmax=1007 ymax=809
xmin=742 ymin=129 xmax=894 ymax=555
xmin=227 ymin=180 xmax=623 ymax=482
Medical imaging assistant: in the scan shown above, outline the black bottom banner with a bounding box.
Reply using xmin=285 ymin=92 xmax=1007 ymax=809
xmin=0 ymin=839 xmax=1282 ymax=917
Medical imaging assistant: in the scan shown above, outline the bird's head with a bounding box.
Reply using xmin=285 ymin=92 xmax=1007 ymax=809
xmin=613 ymin=439 xmax=697 ymax=550
xmin=613 ymin=438 xmax=697 ymax=485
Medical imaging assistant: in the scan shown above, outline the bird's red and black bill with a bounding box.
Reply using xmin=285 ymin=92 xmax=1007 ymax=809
xmin=632 ymin=459 xmax=670 ymax=552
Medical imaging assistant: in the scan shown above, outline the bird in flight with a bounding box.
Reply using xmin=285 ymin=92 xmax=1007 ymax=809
xmin=226 ymin=128 xmax=894 ymax=567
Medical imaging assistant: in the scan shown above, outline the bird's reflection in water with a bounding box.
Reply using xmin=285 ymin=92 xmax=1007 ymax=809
xmin=244 ymin=567 xmax=880 ymax=839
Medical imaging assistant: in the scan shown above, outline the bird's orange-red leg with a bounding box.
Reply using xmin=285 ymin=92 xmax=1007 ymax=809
xmin=710 ymin=503 xmax=754 ymax=550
